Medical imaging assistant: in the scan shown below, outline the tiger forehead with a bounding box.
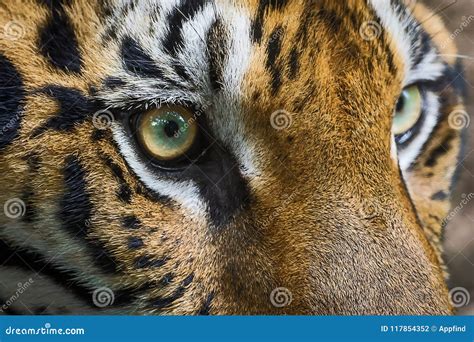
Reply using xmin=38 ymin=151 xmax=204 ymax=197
xmin=97 ymin=0 xmax=406 ymax=109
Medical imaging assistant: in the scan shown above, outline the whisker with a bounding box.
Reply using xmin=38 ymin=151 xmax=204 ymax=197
xmin=175 ymin=6 xmax=207 ymax=47
xmin=436 ymin=54 xmax=474 ymax=61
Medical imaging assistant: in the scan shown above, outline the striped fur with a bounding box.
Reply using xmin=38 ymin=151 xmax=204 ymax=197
xmin=0 ymin=0 xmax=466 ymax=314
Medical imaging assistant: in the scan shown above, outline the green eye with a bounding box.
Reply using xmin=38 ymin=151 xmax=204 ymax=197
xmin=393 ymin=85 xmax=422 ymax=136
xmin=137 ymin=106 xmax=198 ymax=161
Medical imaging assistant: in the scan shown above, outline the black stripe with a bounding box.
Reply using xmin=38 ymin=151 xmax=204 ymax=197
xmin=0 ymin=54 xmax=25 ymax=150
xmin=383 ymin=35 xmax=398 ymax=76
xmin=197 ymin=292 xmax=214 ymax=315
xmin=135 ymin=256 xmax=167 ymax=269
xmin=171 ymin=62 xmax=191 ymax=82
xmin=21 ymin=154 xmax=42 ymax=224
xmin=431 ymin=191 xmax=448 ymax=201
xmin=453 ymin=59 xmax=468 ymax=98
xmin=121 ymin=36 xmax=166 ymax=79
xmin=178 ymin=144 xmax=252 ymax=227
xmin=419 ymin=62 xmax=464 ymax=95
xmin=89 ymin=240 xmax=120 ymax=274
xmin=121 ymin=215 xmax=142 ymax=230
xmin=206 ymin=18 xmax=228 ymax=91
xmin=101 ymin=24 xmax=118 ymax=42
xmin=38 ymin=0 xmax=82 ymax=73
xmin=425 ymin=132 xmax=455 ymax=167
xmin=294 ymin=1 xmax=313 ymax=45
xmin=159 ymin=273 xmax=174 ymax=286
xmin=117 ymin=184 xmax=132 ymax=204
xmin=316 ymin=9 xmax=342 ymax=34
xmin=105 ymin=138 xmax=173 ymax=205
xmin=127 ymin=237 xmax=144 ymax=249
xmin=0 ymin=239 xmax=133 ymax=308
xmin=102 ymin=156 xmax=133 ymax=204
xmin=24 ymin=153 xmax=42 ymax=172
xmin=102 ymin=156 xmax=126 ymax=183
xmin=163 ymin=0 xmax=208 ymax=56
xmin=151 ymin=274 xmax=194 ymax=310
xmin=251 ymin=0 xmax=288 ymax=43
xmin=60 ymin=155 xmax=120 ymax=274
xmin=104 ymin=77 xmax=126 ymax=90
xmin=59 ymin=155 xmax=92 ymax=237
xmin=21 ymin=188 xmax=37 ymax=224
xmin=37 ymin=0 xmax=71 ymax=9
xmin=135 ymin=183 xmax=173 ymax=204
xmin=91 ymin=129 xmax=107 ymax=141
xmin=412 ymin=31 xmax=432 ymax=68
xmin=287 ymin=47 xmax=299 ymax=80
xmin=32 ymin=86 xmax=96 ymax=137
xmin=266 ymin=26 xmax=284 ymax=94
xmin=364 ymin=9 xmax=397 ymax=76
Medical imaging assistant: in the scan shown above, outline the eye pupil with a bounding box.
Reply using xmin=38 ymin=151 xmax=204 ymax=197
xmin=396 ymin=94 xmax=405 ymax=112
xmin=164 ymin=120 xmax=180 ymax=138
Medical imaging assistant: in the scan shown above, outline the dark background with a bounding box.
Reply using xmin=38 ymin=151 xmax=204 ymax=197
xmin=427 ymin=0 xmax=474 ymax=315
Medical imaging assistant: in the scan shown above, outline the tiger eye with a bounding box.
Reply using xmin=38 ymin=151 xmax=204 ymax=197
xmin=393 ymin=85 xmax=423 ymax=136
xmin=136 ymin=106 xmax=198 ymax=161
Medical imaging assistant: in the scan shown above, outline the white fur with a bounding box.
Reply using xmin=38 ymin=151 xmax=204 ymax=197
xmin=407 ymin=49 xmax=446 ymax=85
xmin=112 ymin=124 xmax=208 ymax=217
xmin=368 ymin=0 xmax=414 ymax=83
xmin=369 ymin=0 xmax=445 ymax=171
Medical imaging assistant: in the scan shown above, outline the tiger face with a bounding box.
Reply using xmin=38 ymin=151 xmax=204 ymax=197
xmin=0 ymin=0 xmax=466 ymax=315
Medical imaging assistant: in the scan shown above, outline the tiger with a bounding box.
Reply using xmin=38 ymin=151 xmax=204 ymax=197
xmin=0 ymin=0 xmax=467 ymax=315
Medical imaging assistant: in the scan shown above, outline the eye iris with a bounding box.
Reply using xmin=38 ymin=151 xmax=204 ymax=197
xmin=138 ymin=107 xmax=197 ymax=161
xmin=150 ymin=111 xmax=187 ymax=146
xmin=393 ymin=85 xmax=422 ymax=136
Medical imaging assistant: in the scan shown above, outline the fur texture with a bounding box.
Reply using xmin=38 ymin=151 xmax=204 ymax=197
xmin=0 ymin=0 xmax=466 ymax=314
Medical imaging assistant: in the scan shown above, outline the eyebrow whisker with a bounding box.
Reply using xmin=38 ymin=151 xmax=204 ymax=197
xmin=436 ymin=54 xmax=474 ymax=61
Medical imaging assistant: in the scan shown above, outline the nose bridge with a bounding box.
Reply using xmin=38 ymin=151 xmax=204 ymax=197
xmin=256 ymin=161 xmax=451 ymax=314
xmin=286 ymin=134 xmax=395 ymax=202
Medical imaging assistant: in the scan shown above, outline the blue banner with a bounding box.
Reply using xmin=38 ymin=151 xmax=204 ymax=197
xmin=0 ymin=316 xmax=472 ymax=341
